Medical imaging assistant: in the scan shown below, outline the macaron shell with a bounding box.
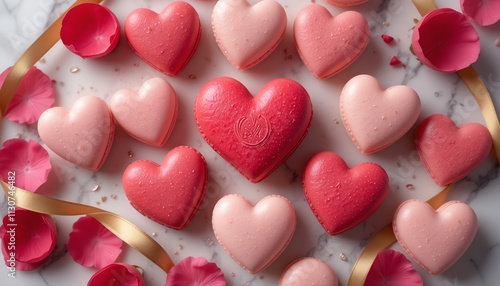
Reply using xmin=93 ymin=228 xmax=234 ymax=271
xmin=393 ymin=200 xmax=478 ymax=274
xmin=109 ymin=77 xmax=178 ymax=147
xmin=279 ymin=257 xmax=339 ymax=286
xmin=340 ymin=74 xmax=421 ymax=154
xmin=415 ymin=114 xmax=492 ymax=186
xmin=125 ymin=1 xmax=201 ymax=76
xmin=122 ymin=146 xmax=208 ymax=230
xmin=194 ymin=77 xmax=312 ymax=183
xmin=294 ymin=5 xmax=369 ymax=79
xmin=37 ymin=95 xmax=115 ymax=172
xmin=212 ymin=0 xmax=287 ymax=70
xmin=303 ymin=151 xmax=389 ymax=235
xmin=212 ymin=194 xmax=296 ymax=274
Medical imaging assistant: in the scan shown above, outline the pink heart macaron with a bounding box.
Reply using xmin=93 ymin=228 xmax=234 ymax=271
xmin=212 ymin=0 xmax=286 ymax=70
xmin=122 ymin=146 xmax=207 ymax=230
xmin=294 ymin=4 xmax=369 ymax=79
xmin=194 ymin=77 xmax=312 ymax=183
xmin=303 ymin=151 xmax=389 ymax=235
xmin=109 ymin=77 xmax=178 ymax=147
xmin=279 ymin=257 xmax=338 ymax=286
xmin=212 ymin=194 xmax=296 ymax=274
xmin=38 ymin=95 xmax=114 ymax=172
xmin=415 ymin=114 xmax=492 ymax=186
xmin=340 ymin=74 xmax=421 ymax=154
xmin=125 ymin=1 xmax=201 ymax=76
xmin=393 ymin=199 xmax=478 ymax=274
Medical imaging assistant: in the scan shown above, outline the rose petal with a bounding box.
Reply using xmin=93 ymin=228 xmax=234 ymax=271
xmin=365 ymin=249 xmax=423 ymax=286
xmin=461 ymin=0 xmax=500 ymax=26
xmin=0 ymin=66 xmax=55 ymax=124
xmin=1 ymin=209 xmax=57 ymax=271
xmin=0 ymin=138 xmax=52 ymax=192
xmin=60 ymin=3 xmax=120 ymax=58
xmin=166 ymin=257 xmax=226 ymax=286
xmin=412 ymin=8 xmax=480 ymax=73
xmin=88 ymin=263 xmax=145 ymax=286
xmin=68 ymin=216 xmax=123 ymax=268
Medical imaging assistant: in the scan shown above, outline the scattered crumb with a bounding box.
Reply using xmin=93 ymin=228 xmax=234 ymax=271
xmin=39 ymin=58 xmax=46 ymax=64
xmin=333 ymin=118 xmax=339 ymax=125
xmin=339 ymin=253 xmax=348 ymax=262
xmin=133 ymin=63 xmax=139 ymax=67
xmin=259 ymin=275 xmax=265 ymax=280
xmin=101 ymin=196 xmax=107 ymax=202
xmin=174 ymin=251 xmax=179 ymax=255
xmin=178 ymin=244 xmax=184 ymax=250
xmin=231 ymin=272 xmax=235 ymax=277
xmin=110 ymin=194 xmax=118 ymax=199
xmin=70 ymin=66 xmax=79 ymax=73
xmin=59 ymin=81 xmax=64 ymax=86
xmin=397 ymin=162 xmax=402 ymax=167
xmin=96 ymin=201 xmax=101 ymax=205
xmin=283 ymin=48 xmax=293 ymax=61
xmin=188 ymin=74 xmax=197 ymax=79
xmin=206 ymin=237 xmax=214 ymax=246
xmin=91 ymin=185 xmax=99 ymax=192
xmin=152 ymin=232 xmax=158 ymax=237
xmin=412 ymin=174 xmax=416 ymax=179
xmin=383 ymin=21 xmax=390 ymax=26
xmin=128 ymin=151 xmax=134 ymax=158
xmin=51 ymin=79 xmax=57 ymax=85
xmin=406 ymin=184 xmax=415 ymax=190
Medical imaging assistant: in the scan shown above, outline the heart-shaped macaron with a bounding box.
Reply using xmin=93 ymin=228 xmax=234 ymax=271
xmin=415 ymin=114 xmax=492 ymax=186
xmin=38 ymin=95 xmax=114 ymax=172
xmin=294 ymin=4 xmax=369 ymax=79
xmin=122 ymin=146 xmax=207 ymax=230
xmin=393 ymin=199 xmax=478 ymax=274
xmin=279 ymin=257 xmax=338 ymax=286
xmin=212 ymin=194 xmax=296 ymax=274
xmin=194 ymin=77 xmax=312 ymax=183
xmin=340 ymin=74 xmax=421 ymax=154
xmin=109 ymin=77 xmax=178 ymax=147
xmin=303 ymin=151 xmax=389 ymax=235
xmin=212 ymin=0 xmax=286 ymax=70
xmin=125 ymin=1 xmax=201 ymax=76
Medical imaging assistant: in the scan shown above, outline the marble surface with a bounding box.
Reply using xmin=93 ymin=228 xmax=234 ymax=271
xmin=1 ymin=0 xmax=500 ymax=285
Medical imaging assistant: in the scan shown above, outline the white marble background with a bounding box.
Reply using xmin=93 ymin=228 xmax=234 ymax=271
xmin=1 ymin=0 xmax=500 ymax=285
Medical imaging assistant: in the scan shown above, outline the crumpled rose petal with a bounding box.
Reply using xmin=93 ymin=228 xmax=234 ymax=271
xmin=364 ymin=249 xmax=423 ymax=286
xmin=0 ymin=138 xmax=52 ymax=192
xmin=461 ymin=0 xmax=500 ymax=26
xmin=88 ymin=263 xmax=145 ymax=286
xmin=0 ymin=208 xmax=57 ymax=271
xmin=0 ymin=66 xmax=55 ymax=124
xmin=61 ymin=3 xmax=121 ymax=58
xmin=412 ymin=8 xmax=480 ymax=73
xmin=166 ymin=256 xmax=226 ymax=286
xmin=68 ymin=216 xmax=123 ymax=268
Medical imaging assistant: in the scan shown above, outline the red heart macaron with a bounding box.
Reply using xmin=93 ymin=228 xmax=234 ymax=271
xmin=125 ymin=1 xmax=201 ymax=76
xmin=122 ymin=146 xmax=207 ymax=230
xmin=415 ymin=114 xmax=492 ymax=186
xmin=303 ymin=151 xmax=389 ymax=235
xmin=194 ymin=77 xmax=313 ymax=183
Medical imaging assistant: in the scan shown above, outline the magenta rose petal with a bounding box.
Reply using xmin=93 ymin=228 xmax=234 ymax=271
xmin=68 ymin=216 xmax=123 ymax=268
xmin=166 ymin=257 xmax=226 ymax=286
xmin=61 ymin=3 xmax=120 ymax=58
xmin=88 ymin=263 xmax=145 ymax=286
xmin=0 ymin=138 xmax=52 ymax=192
xmin=0 ymin=66 xmax=55 ymax=124
xmin=461 ymin=0 xmax=500 ymax=26
xmin=365 ymin=249 xmax=423 ymax=286
xmin=412 ymin=8 xmax=480 ymax=73
xmin=0 ymin=209 xmax=57 ymax=271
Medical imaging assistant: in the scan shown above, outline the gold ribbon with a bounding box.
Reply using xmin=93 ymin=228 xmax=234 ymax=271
xmin=0 ymin=0 xmax=102 ymax=116
xmin=0 ymin=0 xmax=175 ymax=274
xmin=348 ymin=0 xmax=500 ymax=285
xmin=1 ymin=181 xmax=174 ymax=272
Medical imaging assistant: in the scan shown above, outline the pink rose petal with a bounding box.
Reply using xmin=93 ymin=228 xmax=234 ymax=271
xmin=61 ymin=3 xmax=120 ymax=58
xmin=68 ymin=216 xmax=123 ymax=268
xmin=88 ymin=263 xmax=145 ymax=286
xmin=1 ymin=209 xmax=57 ymax=271
xmin=365 ymin=249 xmax=423 ymax=286
xmin=0 ymin=138 xmax=52 ymax=192
xmin=412 ymin=8 xmax=480 ymax=73
xmin=461 ymin=0 xmax=500 ymax=26
xmin=166 ymin=257 xmax=226 ymax=286
xmin=0 ymin=66 xmax=55 ymax=124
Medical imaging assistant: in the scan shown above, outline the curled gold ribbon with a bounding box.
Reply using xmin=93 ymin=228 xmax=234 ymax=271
xmin=348 ymin=0 xmax=500 ymax=285
xmin=1 ymin=181 xmax=174 ymax=272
